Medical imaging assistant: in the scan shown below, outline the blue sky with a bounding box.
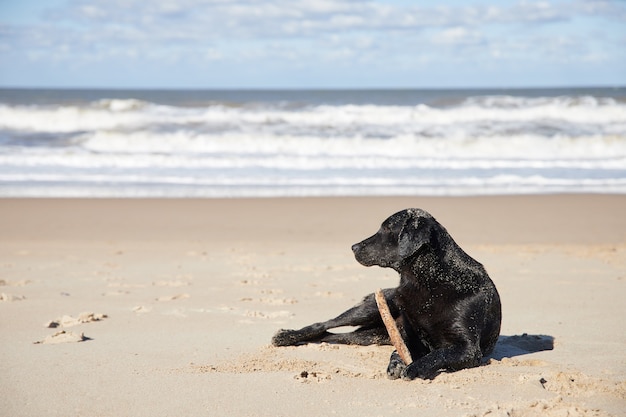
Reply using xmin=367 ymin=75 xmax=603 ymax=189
xmin=0 ymin=0 xmax=625 ymax=89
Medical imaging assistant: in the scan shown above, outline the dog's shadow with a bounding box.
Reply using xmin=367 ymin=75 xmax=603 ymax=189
xmin=488 ymin=333 xmax=554 ymax=360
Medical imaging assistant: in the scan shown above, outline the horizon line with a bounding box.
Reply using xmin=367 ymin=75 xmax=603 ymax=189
xmin=1 ymin=84 xmax=625 ymax=92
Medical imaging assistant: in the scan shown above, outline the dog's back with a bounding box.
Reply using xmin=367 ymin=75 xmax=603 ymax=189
xmin=440 ymin=221 xmax=501 ymax=356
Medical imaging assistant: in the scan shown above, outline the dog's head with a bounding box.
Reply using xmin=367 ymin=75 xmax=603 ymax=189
xmin=351 ymin=208 xmax=435 ymax=270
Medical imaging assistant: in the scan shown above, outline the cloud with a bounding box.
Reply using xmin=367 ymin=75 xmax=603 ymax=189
xmin=1 ymin=0 xmax=624 ymax=87
xmin=432 ymin=27 xmax=484 ymax=46
xmin=26 ymin=0 xmax=596 ymax=44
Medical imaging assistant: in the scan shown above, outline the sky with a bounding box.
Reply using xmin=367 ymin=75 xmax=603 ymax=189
xmin=0 ymin=0 xmax=625 ymax=89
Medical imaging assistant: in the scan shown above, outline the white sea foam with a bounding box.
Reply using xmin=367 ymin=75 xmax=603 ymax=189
xmin=1 ymin=95 xmax=624 ymax=133
xmin=1 ymin=90 xmax=625 ymax=197
xmin=1 ymin=144 xmax=624 ymax=171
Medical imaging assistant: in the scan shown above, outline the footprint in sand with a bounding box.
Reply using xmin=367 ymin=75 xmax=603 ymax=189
xmin=240 ymin=297 xmax=298 ymax=305
xmin=34 ymin=330 xmax=89 ymax=344
xmin=107 ymin=282 xmax=146 ymax=289
xmin=238 ymin=279 xmax=260 ymax=285
xmin=260 ymin=298 xmax=298 ymax=305
xmin=0 ymin=292 xmax=26 ymax=301
xmin=155 ymin=293 xmax=190 ymax=302
xmin=153 ymin=280 xmax=190 ymax=287
xmin=0 ymin=279 xmax=32 ymax=286
xmin=132 ymin=305 xmax=153 ymax=314
xmin=102 ymin=290 xmax=130 ymax=296
xmin=243 ymin=310 xmax=293 ymax=319
xmin=45 ymin=312 xmax=108 ymax=328
xmin=315 ymin=291 xmax=345 ymax=298
xmin=260 ymin=289 xmax=283 ymax=295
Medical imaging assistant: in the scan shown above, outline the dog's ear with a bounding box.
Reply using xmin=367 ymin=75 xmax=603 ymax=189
xmin=398 ymin=215 xmax=432 ymax=259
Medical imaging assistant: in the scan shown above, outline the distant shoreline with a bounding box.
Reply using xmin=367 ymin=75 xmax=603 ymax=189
xmin=1 ymin=85 xmax=625 ymax=93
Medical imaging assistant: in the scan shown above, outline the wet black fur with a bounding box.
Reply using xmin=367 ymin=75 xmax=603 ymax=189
xmin=271 ymin=208 xmax=502 ymax=380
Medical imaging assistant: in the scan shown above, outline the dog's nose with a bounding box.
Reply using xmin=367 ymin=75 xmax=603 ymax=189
xmin=351 ymin=243 xmax=360 ymax=253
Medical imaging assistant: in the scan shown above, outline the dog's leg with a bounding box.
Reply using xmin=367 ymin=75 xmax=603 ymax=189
xmin=318 ymin=326 xmax=391 ymax=345
xmin=401 ymin=344 xmax=482 ymax=380
xmin=272 ymin=324 xmax=333 ymax=347
xmin=385 ymin=315 xmax=430 ymax=379
xmin=272 ymin=288 xmax=398 ymax=346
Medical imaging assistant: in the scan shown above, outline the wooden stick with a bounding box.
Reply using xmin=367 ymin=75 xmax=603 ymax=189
xmin=374 ymin=288 xmax=413 ymax=365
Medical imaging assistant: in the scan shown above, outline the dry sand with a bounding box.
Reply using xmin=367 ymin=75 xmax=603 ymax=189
xmin=1 ymin=195 xmax=625 ymax=416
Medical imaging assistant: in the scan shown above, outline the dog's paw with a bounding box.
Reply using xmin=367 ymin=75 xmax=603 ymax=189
xmin=386 ymin=351 xmax=406 ymax=380
xmin=401 ymin=362 xmax=438 ymax=380
xmin=401 ymin=362 xmax=420 ymax=380
xmin=271 ymin=329 xmax=300 ymax=346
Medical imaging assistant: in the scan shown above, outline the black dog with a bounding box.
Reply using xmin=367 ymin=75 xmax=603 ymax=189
xmin=272 ymin=208 xmax=501 ymax=380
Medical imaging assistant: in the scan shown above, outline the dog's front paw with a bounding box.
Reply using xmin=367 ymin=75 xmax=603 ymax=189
xmin=401 ymin=362 xmax=420 ymax=380
xmin=387 ymin=351 xmax=406 ymax=380
xmin=401 ymin=362 xmax=438 ymax=380
xmin=271 ymin=329 xmax=300 ymax=346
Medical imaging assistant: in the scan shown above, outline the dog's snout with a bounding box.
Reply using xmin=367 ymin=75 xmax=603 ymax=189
xmin=351 ymin=243 xmax=360 ymax=253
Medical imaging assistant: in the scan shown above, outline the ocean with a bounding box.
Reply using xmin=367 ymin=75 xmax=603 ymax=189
xmin=1 ymin=87 xmax=625 ymax=198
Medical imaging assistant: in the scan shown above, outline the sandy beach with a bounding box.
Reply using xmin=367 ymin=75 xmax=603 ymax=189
xmin=1 ymin=195 xmax=625 ymax=416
